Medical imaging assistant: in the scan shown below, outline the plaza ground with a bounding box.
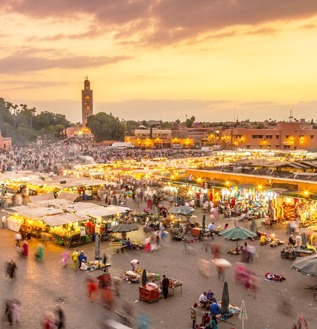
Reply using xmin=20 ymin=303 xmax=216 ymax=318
xmin=0 ymin=199 xmax=316 ymax=329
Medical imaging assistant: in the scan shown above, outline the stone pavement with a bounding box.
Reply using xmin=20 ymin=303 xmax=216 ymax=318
xmin=0 ymin=200 xmax=316 ymax=329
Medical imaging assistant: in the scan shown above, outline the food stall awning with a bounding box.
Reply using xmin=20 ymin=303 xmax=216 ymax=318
xmin=63 ymin=202 xmax=100 ymax=213
xmin=79 ymin=205 xmax=130 ymax=218
xmin=57 ymin=191 xmax=78 ymax=202
xmin=9 ymin=206 xmax=63 ymax=218
xmin=29 ymin=192 xmax=55 ymax=203
xmin=42 ymin=213 xmax=88 ymax=227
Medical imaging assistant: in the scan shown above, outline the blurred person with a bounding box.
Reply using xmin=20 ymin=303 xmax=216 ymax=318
xmin=71 ymin=250 xmax=79 ymax=270
xmin=5 ymin=299 xmax=13 ymax=326
xmin=100 ymin=286 xmax=114 ymax=310
xmin=211 ymin=243 xmax=221 ymax=259
xmin=55 ymin=306 xmax=65 ymax=329
xmin=42 ymin=311 xmax=56 ymax=329
xmin=11 ymin=299 xmax=21 ymax=324
xmin=61 ymin=249 xmax=70 ymax=268
xmin=295 ymin=234 xmax=302 ymax=248
xmin=199 ymin=259 xmax=211 ymax=278
xmin=138 ymin=312 xmax=150 ymax=329
xmin=113 ymin=276 xmax=121 ymax=297
xmin=86 ymin=276 xmax=99 ymax=303
xmin=6 ymin=260 xmax=17 ymax=280
xmin=190 ymin=303 xmax=198 ymax=329
xmin=21 ymin=240 xmax=28 ymax=257
xmin=211 ymin=315 xmax=218 ymax=329
xmin=35 ymin=243 xmax=44 ymax=261
xmin=14 ymin=232 xmax=22 ymax=247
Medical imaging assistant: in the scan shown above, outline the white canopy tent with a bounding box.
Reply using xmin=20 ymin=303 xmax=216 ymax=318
xmin=78 ymin=205 xmax=130 ymax=218
xmin=41 ymin=213 xmax=88 ymax=227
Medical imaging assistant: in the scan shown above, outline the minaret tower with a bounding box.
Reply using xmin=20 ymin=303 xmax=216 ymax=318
xmin=82 ymin=76 xmax=93 ymax=127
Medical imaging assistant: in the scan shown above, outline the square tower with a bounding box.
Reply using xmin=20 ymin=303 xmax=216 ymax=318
xmin=82 ymin=77 xmax=93 ymax=127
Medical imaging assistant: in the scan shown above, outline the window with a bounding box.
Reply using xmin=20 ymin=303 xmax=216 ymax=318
xmin=266 ymin=135 xmax=273 ymax=139
xmin=252 ymin=135 xmax=257 ymax=139
xmin=284 ymin=145 xmax=290 ymax=149
xmin=311 ymin=135 xmax=314 ymax=139
xmin=246 ymin=145 xmax=250 ymax=149
xmin=259 ymin=145 xmax=262 ymax=149
xmin=267 ymin=145 xmax=271 ymax=149
xmin=276 ymin=135 xmax=280 ymax=139
xmin=285 ymin=135 xmax=289 ymax=139
xmin=276 ymin=145 xmax=280 ymax=149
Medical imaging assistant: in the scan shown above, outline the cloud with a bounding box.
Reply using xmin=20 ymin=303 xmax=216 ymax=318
xmin=3 ymin=0 xmax=317 ymax=45
xmin=0 ymin=80 xmax=70 ymax=91
xmin=0 ymin=53 xmax=132 ymax=73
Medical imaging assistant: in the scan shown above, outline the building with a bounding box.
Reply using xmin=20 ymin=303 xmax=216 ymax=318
xmin=0 ymin=132 xmax=12 ymax=150
xmin=125 ymin=128 xmax=173 ymax=148
xmin=82 ymin=77 xmax=93 ymax=127
xmin=221 ymin=121 xmax=317 ymax=151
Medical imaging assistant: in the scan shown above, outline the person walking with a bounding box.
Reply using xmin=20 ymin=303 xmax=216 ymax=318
xmin=190 ymin=303 xmax=198 ymax=329
xmin=161 ymin=275 xmax=170 ymax=299
xmin=55 ymin=306 xmax=65 ymax=329
xmin=6 ymin=260 xmax=17 ymax=280
xmin=61 ymin=250 xmax=70 ymax=268
xmin=5 ymin=300 xmax=13 ymax=326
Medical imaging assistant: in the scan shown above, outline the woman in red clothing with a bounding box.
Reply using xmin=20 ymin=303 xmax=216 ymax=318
xmin=86 ymin=277 xmax=98 ymax=302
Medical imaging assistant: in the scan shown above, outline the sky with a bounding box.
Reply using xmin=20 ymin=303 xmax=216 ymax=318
xmin=1 ymin=0 xmax=317 ymax=124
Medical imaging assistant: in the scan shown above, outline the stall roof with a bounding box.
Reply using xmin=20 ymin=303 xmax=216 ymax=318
xmin=57 ymin=191 xmax=78 ymax=202
xmin=79 ymin=205 xmax=130 ymax=218
xmin=63 ymin=202 xmax=100 ymax=213
xmin=9 ymin=206 xmax=63 ymax=218
xmin=29 ymin=193 xmax=55 ymax=203
xmin=41 ymin=213 xmax=87 ymax=226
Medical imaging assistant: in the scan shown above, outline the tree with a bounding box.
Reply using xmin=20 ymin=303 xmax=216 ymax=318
xmin=86 ymin=112 xmax=125 ymax=142
xmin=185 ymin=116 xmax=196 ymax=128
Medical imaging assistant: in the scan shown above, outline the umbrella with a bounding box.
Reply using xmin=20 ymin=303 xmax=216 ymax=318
xmin=291 ymin=254 xmax=317 ymax=277
xmin=221 ymin=281 xmax=229 ymax=316
xmin=239 ymin=300 xmax=248 ymax=329
xmin=168 ymin=206 xmax=194 ymax=216
xmin=112 ymin=223 xmax=139 ymax=233
xmin=219 ymin=226 xmax=257 ymax=240
xmin=219 ymin=226 xmax=256 ymax=248
xmin=202 ymin=214 xmax=206 ymax=233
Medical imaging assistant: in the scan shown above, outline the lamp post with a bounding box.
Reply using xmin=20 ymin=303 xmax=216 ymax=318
xmin=95 ymin=224 xmax=101 ymax=265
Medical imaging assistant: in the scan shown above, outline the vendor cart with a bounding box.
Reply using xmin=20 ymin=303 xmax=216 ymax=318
xmin=281 ymin=247 xmax=314 ymax=260
xmin=139 ymin=284 xmax=160 ymax=303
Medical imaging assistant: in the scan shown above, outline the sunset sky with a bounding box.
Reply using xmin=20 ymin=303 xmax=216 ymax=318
xmin=1 ymin=0 xmax=317 ymax=124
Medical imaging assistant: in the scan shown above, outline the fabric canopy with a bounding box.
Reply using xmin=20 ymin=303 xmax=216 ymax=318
xmin=42 ymin=213 xmax=87 ymax=227
xmin=79 ymin=205 xmax=130 ymax=218
xmin=219 ymin=226 xmax=257 ymax=240
xmin=9 ymin=206 xmax=63 ymax=219
xmin=291 ymin=254 xmax=317 ymax=277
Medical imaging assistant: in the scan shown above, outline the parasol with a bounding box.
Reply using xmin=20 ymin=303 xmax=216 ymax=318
xmin=221 ymin=281 xmax=230 ymax=316
xmin=219 ymin=226 xmax=256 ymax=240
xmin=291 ymin=254 xmax=317 ymax=277
xmin=168 ymin=206 xmax=194 ymax=216
xmin=111 ymin=223 xmax=139 ymax=233
xmin=219 ymin=226 xmax=256 ymax=248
